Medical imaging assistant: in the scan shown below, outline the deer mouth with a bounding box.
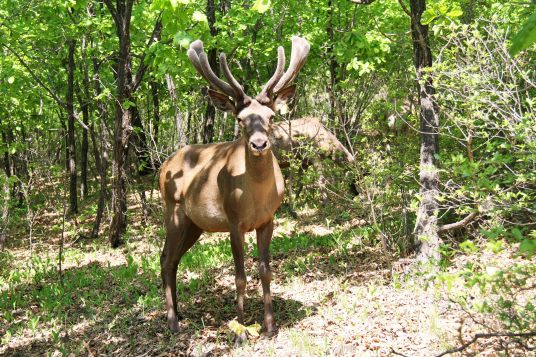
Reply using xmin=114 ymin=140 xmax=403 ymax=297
xmin=250 ymin=146 xmax=271 ymax=156
xmin=249 ymin=137 xmax=270 ymax=156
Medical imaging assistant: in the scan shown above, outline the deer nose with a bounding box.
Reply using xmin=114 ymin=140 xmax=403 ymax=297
xmin=250 ymin=139 xmax=268 ymax=151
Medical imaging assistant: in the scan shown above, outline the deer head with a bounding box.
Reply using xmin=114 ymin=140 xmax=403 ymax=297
xmin=187 ymin=37 xmax=310 ymax=156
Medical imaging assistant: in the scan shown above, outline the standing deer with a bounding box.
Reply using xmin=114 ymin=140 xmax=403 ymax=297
xmin=159 ymin=37 xmax=310 ymax=339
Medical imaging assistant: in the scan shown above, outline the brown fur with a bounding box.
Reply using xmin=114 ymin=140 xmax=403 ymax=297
xmin=159 ymin=99 xmax=290 ymax=340
xmin=160 ymin=37 xmax=309 ymax=341
xmin=271 ymin=117 xmax=355 ymax=168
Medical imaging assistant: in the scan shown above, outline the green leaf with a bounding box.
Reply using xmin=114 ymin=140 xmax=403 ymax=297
xmin=460 ymin=240 xmax=478 ymax=253
xmin=421 ymin=9 xmax=437 ymax=25
xmin=245 ymin=323 xmax=261 ymax=337
xmin=511 ymin=227 xmax=523 ymax=241
xmin=7 ymin=76 xmax=15 ymax=84
xmin=510 ymin=11 xmax=536 ymax=56
xmin=228 ymin=319 xmax=246 ymax=335
xmin=252 ymin=0 xmax=271 ymax=14
xmin=519 ymin=239 xmax=536 ymax=257
xmin=122 ymin=100 xmax=136 ymax=109
xmin=192 ymin=11 xmax=207 ymax=23
xmin=174 ymin=31 xmax=192 ymax=48
xmin=170 ymin=0 xmax=190 ymax=8
xmin=446 ymin=9 xmax=463 ymax=18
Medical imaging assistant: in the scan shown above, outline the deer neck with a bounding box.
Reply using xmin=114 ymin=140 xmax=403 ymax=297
xmin=243 ymin=140 xmax=275 ymax=183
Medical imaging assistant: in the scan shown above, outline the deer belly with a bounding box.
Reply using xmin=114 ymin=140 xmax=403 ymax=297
xmin=185 ymin=200 xmax=229 ymax=232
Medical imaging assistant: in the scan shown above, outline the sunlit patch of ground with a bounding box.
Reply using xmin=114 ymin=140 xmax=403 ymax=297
xmin=1 ymin=188 xmax=534 ymax=356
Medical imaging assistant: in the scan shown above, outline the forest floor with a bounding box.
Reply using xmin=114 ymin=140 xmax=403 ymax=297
xmin=0 ymin=185 xmax=533 ymax=356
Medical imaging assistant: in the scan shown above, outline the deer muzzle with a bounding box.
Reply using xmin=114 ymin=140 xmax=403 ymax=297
xmin=249 ymin=136 xmax=270 ymax=155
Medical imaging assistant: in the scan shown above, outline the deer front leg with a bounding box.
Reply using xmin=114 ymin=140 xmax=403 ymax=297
xmin=230 ymin=228 xmax=247 ymax=344
xmin=256 ymin=220 xmax=276 ymax=336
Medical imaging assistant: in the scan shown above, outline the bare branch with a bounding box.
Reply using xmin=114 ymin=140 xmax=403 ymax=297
xmin=397 ymin=0 xmax=411 ymax=17
xmin=438 ymin=211 xmax=479 ymax=233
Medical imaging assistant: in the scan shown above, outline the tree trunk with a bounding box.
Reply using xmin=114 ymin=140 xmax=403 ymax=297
xmin=150 ymin=79 xmax=161 ymax=146
xmin=203 ymin=51 xmax=217 ymax=144
xmin=131 ymin=105 xmax=152 ymax=175
xmin=80 ymin=96 xmax=89 ymax=200
xmin=106 ymin=0 xmax=135 ymax=248
xmin=408 ymin=0 xmax=440 ymax=262
xmin=0 ymin=126 xmax=9 ymax=249
xmin=165 ymin=74 xmax=186 ymax=147
xmin=79 ymin=35 xmax=92 ymax=201
xmin=326 ymin=0 xmax=338 ymax=124
xmin=90 ymin=57 xmax=109 ymax=240
xmin=203 ymin=0 xmax=218 ymax=144
xmin=66 ymin=39 xmax=78 ymax=214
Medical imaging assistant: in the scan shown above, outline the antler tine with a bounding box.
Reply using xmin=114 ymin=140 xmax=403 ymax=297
xmin=187 ymin=40 xmax=235 ymax=98
xmin=273 ymin=36 xmax=310 ymax=93
xmin=187 ymin=47 xmax=209 ymax=82
xmin=256 ymin=46 xmax=286 ymax=103
xmin=219 ymin=53 xmax=246 ymax=101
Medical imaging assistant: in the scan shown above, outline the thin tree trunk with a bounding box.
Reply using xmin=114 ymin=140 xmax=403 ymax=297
xmin=131 ymin=105 xmax=152 ymax=175
xmin=203 ymin=0 xmax=218 ymax=144
xmin=165 ymin=74 xmax=186 ymax=147
xmin=66 ymin=39 xmax=78 ymax=214
xmin=79 ymin=35 xmax=92 ymax=200
xmin=0 ymin=125 xmax=9 ymax=249
xmin=203 ymin=75 xmax=217 ymax=143
xmin=407 ymin=0 xmax=440 ymax=262
xmin=106 ymin=0 xmax=135 ymax=248
xmin=326 ymin=0 xmax=338 ymax=124
xmin=150 ymin=79 xmax=161 ymax=146
xmin=1 ymin=131 xmax=11 ymax=181
xmin=90 ymin=56 xmax=109 ymax=239
xmin=80 ymin=96 xmax=89 ymax=200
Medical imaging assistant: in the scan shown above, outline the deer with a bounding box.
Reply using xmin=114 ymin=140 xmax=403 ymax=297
xmin=159 ymin=37 xmax=310 ymax=341
xmin=270 ymin=116 xmax=355 ymax=169
xmin=270 ymin=117 xmax=357 ymax=202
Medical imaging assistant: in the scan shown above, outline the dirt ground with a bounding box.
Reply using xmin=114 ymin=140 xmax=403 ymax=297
xmin=1 ymin=198 xmax=534 ymax=356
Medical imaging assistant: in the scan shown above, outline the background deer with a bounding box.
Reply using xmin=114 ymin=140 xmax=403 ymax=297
xmin=271 ymin=117 xmax=357 ymax=203
xmin=159 ymin=37 xmax=309 ymax=339
xmin=271 ymin=117 xmax=355 ymax=168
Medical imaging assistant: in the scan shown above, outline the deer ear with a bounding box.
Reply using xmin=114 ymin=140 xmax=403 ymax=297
xmin=208 ymin=89 xmax=236 ymax=113
xmin=273 ymin=85 xmax=296 ymax=113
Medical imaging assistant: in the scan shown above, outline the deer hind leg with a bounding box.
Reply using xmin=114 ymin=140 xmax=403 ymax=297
xmin=256 ymin=220 xmax=276 ymax=336
xmin=161 ymin=210 xmax=203 ymax=332
xmin=229 ymin=228 xmax=247 ymax=343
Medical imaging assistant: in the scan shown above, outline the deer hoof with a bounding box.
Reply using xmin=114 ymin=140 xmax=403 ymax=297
xmin=168 ymin=319 xmax=180 ymax=333
xmin=234 ymin=332 xmax=247 ymax=346
xmin=262 ymin=323 xmax=277 ymax=337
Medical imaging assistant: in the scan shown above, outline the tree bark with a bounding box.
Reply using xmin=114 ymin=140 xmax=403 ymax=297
xmin=105 ymin=0 xmax=161 ymax=246
xmin=79 ymin=94 xmax=89 ymax=200
xmin=66 ymin=39 xmax=78 ymax=214
xmin=406 ymin=0 xmax=441 ymax=262
xmin=165 ymin=74 xmax=186 ymax=148
xmin=326 ymin=0 xmax=339 ymax=124
xmin=203 ymin=0 xmax=218 ymax=144
xmin=90 ymin=57 xmax=109 ymax=240
xmin=150 ymin=79 xmax=161 ymax=146
xmin=106 ymin=0 xmax=135 ymax=248
xmin=0 ymin=124 xmax=9 ymax=249
xmin=131 ymin=105 xmax=152 ymax=175
xmin=79 ymin=35 xmax=92 ymax=201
